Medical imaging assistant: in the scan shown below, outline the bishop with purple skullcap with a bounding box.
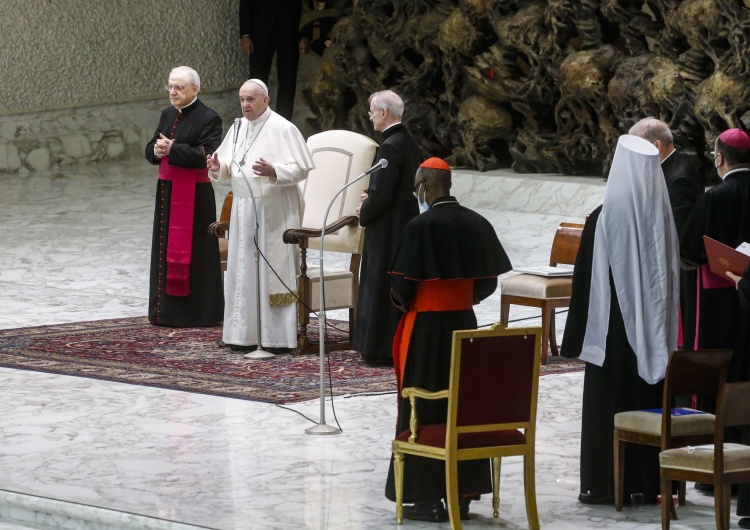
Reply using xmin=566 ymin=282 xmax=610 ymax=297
xmin=719 ymin=128 xmax=750 ymax=150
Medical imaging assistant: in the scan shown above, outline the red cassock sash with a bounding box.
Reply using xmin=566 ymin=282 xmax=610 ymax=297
xmin=158 ymin=158 xmax=210 ymax=297
xmin=392 ymin=279 xmax=475 ymax=389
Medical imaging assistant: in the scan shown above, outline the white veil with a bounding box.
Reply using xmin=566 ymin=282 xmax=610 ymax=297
xmin=580 ymin=134 xmax=680 ymax=384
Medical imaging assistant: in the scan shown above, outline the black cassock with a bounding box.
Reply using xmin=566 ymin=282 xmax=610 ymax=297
xmin=144 ymin=99 xmax=224 ymax=327
xmin=561 ymin=206 xmax=664 ymax=503
xmin=680 ymin=169 xmax=750 ymax=516
xmin=737 ymin=264 xmax=750 ymax=516
xmin=384 ymin=198 xmax=512 ymax=503
xmin=661 ymin=150 xmax=704 ymax=350
xmin=680 ymin=169 xmax=750 ymax=373
xmin=353 ymin=123 xmax=421 ymax=364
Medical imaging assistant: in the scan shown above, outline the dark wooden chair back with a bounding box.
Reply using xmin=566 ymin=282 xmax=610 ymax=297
xmin=665 ymin=349 xmax=732 ymax=402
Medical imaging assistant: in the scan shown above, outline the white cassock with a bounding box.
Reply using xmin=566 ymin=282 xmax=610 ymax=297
xmin=210 ymin=107 xmax=314 ymax=347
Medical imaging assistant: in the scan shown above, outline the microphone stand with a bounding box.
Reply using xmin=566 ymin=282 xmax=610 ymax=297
xmin=231 ymin=118 xmax=274 ymax=360
xmin=306 ymin=164 xmax=379 ymax=435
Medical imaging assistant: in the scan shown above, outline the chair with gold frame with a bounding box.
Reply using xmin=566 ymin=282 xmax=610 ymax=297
xmin=391 ymin=324 xmax=542 ymax=529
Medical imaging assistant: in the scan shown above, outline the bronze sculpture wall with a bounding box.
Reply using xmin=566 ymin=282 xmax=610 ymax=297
xmin=304 ymin=0 xmax=750 ymax=179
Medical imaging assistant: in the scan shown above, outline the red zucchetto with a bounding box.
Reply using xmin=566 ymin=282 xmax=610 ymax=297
xmin=419 ymin=157 xmax=451 ymax=171
xmin=719 ymin=128 xmax=750 ymax=149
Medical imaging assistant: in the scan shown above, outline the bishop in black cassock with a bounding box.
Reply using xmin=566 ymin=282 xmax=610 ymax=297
xmin=680 ymin=129 xmax=750 ymax=524
xmin=145 ymin=67 xmax=224 ymax=328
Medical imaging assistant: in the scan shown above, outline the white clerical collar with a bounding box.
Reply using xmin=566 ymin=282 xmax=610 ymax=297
xmin=723 ymin=167 xmax=750 ymax=179
xmin=177 ymin=97 xmax=198 ymax=113
xmin=661 ymin=148 xmax=676 ymax=164
xmin=247 ymin=106 xmax=272 ymax=126
xmin=383 ymin=121 xmax=401 ymax=133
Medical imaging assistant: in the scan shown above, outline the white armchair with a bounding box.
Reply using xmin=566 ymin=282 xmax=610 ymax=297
xmin=283 ymin=130 xmax=378 ymax=354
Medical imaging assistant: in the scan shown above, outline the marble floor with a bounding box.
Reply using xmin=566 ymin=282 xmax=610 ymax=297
xmin=0 ymin=161 xmax=730 ymax=529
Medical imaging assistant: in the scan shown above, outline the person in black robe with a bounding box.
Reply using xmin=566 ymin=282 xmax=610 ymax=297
xmin=561 ymin=134 xmax=680 ymax=506
xmin=384 ymin=158 xmax=512 ymax=522
xmin=681 ymin=129 xmax=750 ymax=526
xmin=145 ymin=66 xmax=224 ymax=328
xmin=680 ymin=129 xmax=750 ymax=366
xmin=239 ymin=0 xmax=302 ymax=120
xmin=629 ymin=118 xmax=704 ymax=350
xmin=353 ymin=90 xmax=421 ymax=366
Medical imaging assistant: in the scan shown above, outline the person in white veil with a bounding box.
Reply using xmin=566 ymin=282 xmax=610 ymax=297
xmin=561 ymin=134 xmax=680 ymax=505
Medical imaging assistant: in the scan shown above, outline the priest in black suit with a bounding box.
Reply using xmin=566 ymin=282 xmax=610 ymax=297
xmin=384 ymin=158 xmax=512 ymax=522
xmin=240 ymin=0 xmax=302 ymax=120
xmin=145 ymin=66 xmax=224 ymax=328
xmin=353 ymin=90 xmax=421 ymax=366
xmin=629 ymin=118 xmax=704 ymax=349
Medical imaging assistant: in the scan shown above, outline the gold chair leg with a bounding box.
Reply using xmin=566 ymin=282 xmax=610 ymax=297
xmin=445 ymin=457 xmax=462 ymax=530
xmin=394 ymin=452 xmax=404 ymax=525
xmin=492 ymin=457 xmax=501 ymax=517
xmin=524 ymin=453 xmax=540 ymax=530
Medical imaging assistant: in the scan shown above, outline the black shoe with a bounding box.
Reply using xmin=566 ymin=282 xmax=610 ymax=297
xmin=578 ymin=493 xmax=615 ymax=505
xmin=739 ymin=517 xmax=750 ymax=529
xmin=459 ymin=498 xmax=471 ymax=520
xmin=402 ymin=501 xmax=448 ymax=523
xmin=229 ymin=344 xmax=257 ymax=352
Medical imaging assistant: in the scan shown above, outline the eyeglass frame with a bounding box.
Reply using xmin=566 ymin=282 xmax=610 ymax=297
xmin=368 ymin=107 xmax=385 ymax=117
xmin=164 ymin=84 xmax=190 ymax=93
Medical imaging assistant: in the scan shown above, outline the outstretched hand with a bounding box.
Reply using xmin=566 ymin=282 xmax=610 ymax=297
xmin=206 ymin=153 xmax=220 ymax=172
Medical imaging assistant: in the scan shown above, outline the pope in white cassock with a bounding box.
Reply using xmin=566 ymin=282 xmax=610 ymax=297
xmin=207 ymin=79 xmax=314 ymax=352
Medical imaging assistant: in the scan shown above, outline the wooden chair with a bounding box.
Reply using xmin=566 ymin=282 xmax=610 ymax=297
xmin=660 ymin=381 xmax=750 ymax=530
xmin=392 ymin=324 xmax=542 ymax=529
xmin=613 ymin=349 xmax=732 ymax=511
xmin=499 ymin=222 xmax=583 ymax=364
xmin=283 ymin=130 xmax=378 ymax=354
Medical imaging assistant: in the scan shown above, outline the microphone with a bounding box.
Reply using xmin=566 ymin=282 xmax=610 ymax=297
xmin=232 ymin=118 xmax=241 ymax=152
xmin=364 ymin=159 xmax=388 ymax=175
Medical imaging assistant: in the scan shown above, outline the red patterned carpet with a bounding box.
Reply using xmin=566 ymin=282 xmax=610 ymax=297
xmin=0 ymin=317 xmax=583 ymax=404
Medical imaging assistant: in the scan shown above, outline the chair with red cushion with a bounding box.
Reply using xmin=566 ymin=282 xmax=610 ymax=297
xmin=391 ymin=324 xmax=542 ymax=529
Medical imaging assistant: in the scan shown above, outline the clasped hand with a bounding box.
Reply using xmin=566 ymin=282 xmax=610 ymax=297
xmin=154 ymin=134 xmax=173 ymax=157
